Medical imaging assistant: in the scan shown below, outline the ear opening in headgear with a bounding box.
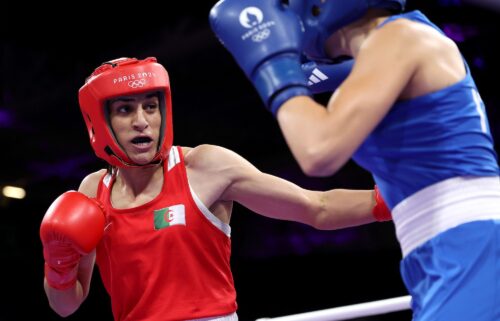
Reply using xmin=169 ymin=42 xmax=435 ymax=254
xmin=156 ymin=90 xmax=167 ymax=154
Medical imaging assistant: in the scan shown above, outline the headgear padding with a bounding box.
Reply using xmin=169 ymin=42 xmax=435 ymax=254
xmin=289 ymin=0 xmax=405 ymax=60
xmin=78 ymin=57 xmax=173 ymax=167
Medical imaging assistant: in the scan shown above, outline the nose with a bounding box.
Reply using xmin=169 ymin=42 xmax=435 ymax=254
xmin=132 ymin=108 xmax=149 ymax=131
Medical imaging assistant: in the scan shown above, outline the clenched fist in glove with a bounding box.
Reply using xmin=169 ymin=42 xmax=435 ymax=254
xmin=210 ymin=0 xmax=311 ymax=115
xmin=40 ymin=191 xmax=105 ymax=290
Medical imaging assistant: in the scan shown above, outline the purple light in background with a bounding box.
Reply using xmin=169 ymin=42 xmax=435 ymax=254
xmin=281 ymin=228 xmax=361 ymax=256
xmin=28 ymin=154 xmax=95 ymax=181
xmin=0 ymin=109 xmax=14 ymax=128
xmin=442 ymin=23 xmax=479 ymax=42
xmin=438 ymin=0 xmax=462 ymax=6
xmin=473 ymin=56 xmax=485 ymax=69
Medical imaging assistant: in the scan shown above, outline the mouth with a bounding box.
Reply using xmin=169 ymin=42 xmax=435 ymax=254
xmin=131 ymin=136 xmax=153 ymax=145
xmin=130 ymin=136 xmax=154 ymax=151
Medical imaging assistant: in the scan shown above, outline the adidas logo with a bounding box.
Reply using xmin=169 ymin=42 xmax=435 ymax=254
xmin=308 ymin=68 xmax=329 ymax=86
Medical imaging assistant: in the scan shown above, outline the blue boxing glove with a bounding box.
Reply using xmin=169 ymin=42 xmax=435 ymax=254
xmin=210 ymin=0 xmax=311 ymax=115
xmin=302 ymin=59 xmax=354 ymax=94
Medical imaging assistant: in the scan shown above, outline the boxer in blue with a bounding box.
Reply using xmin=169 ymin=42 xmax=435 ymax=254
xmin=210 ymin=1 xmax=500 ymax=320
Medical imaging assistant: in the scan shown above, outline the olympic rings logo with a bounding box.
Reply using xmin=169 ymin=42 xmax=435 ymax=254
xmin=252 ymin=29 xmax=270 ymax=42
xmin=128 ymin=79 xmax=147 ymax=88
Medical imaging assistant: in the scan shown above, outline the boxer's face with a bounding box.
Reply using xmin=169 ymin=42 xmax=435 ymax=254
xmin=108 ymin=92 xmax=162 ymax=165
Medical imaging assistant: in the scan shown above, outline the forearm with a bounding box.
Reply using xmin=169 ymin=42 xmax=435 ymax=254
xmin=310 ymin=189 xmax=377 ymax=230
xmin=44 ymin=279 xmax=85 ymax=317
xmin=241 ymin=186 xmax=378 ymax=229
xmin=44 ymin=252 xmax=95 ymax=317
xmin=276 ymin=96 xmax=350 ymax=176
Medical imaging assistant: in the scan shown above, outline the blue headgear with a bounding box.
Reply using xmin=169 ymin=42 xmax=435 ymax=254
xmin=289 ymin=0 xmax=406 ymax=60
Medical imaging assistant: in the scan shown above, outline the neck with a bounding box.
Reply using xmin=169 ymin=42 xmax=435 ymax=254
xmin=115 ymin=162 xmax=163 ymax=197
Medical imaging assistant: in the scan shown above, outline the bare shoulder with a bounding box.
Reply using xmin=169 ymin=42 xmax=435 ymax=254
xmin=184 ymin=144 xmax=237 ymax=167
xmin=371 ymin=17 xmax=463 ymax=96
xmin=183 ymin=144 xmax=256 ymax=175
xmin=364 ymin=19 xmax=421 ymax=53
xmin=370 ymin=17 xmax=450 ymax=54
xmin=352 ymin=18 xmax=425 ymax=85
xmin=78 ymin=169 xmax=108 ymax=198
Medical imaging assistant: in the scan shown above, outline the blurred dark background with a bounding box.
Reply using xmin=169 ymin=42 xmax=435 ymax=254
xmin=1 ymin=0 xmax=499 ymax=320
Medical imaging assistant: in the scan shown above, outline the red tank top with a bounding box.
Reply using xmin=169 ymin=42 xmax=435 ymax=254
xmin=95 ymin=147 xmax=237 ymax=321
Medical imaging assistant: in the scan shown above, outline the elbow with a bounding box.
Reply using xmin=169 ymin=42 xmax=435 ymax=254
xmin=44 ymin=277 xmax=87 ymax=317
xmin=300 ymin=162 xmax=332 ymax=177
xmin=46 ymin=290 xmax=84 ymax=318
xmin=50 ymin=303 xmax=79 ymax=318
xmin=309 ymin=210 xmax=337 ymax=230
xmin=297 ymin=148 xmax=341 ymax=177
xmin=57 ymin=311 xmax=75 ymax=318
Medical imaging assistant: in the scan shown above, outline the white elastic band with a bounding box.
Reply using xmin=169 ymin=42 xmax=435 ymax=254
xmin=255 ymin=295 xmax=411 ymax=321
xmin=189 ymin=312 xmax=238 ymax=321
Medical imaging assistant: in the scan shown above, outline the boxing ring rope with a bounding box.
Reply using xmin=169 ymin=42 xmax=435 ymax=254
xmin=256 ymin=295 xmax=411 ymax=321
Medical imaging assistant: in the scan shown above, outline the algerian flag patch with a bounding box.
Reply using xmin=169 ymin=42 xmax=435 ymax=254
xmin=153 ymin=205 xmax=186 ymax=230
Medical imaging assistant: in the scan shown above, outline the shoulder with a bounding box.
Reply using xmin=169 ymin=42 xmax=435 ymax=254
xmin=78 ymin=169 xmax=108 ymax=198
xmin=368 ymin=17 xmax=446 ymax=54
xmin=184 ymin=144 xmax=236 ymax=166
xmin=355 ymin=18 xmax=428 ymax=77
xmin=365 ymin=19 xmax=419 ymax=52
xmin=183 ymin=144 xmax=256 ymax=175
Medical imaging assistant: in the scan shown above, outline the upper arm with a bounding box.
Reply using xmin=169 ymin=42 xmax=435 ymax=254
xmin=78 ymin=169 xmax=107 ymax=198
xmin=75 ymin=170 xmax=106 ymax=298
xmin=321 ymin=27 xmax=416 ymax=161
xmin=331 ymin=20 xmax=418 ymax=120
xmin=277 ymin=21 xmax=420 ymax=176
xmin=214 ymin=149 xmax=324 ymax=224
xmin=323 ymin=28 xmax=416 ymax=164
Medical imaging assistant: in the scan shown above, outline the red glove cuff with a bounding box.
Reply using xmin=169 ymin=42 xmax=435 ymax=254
xmin=44 ymin=262 xmax=78 ymax=290
xmin=372 ymin=185 xmax=392 ymax=222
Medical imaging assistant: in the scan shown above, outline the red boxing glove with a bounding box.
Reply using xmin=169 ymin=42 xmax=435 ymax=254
xmin=40 ymin=191 xmax=105 ymax=290
xmin=372 ymin=185 xmax=392 ymax=222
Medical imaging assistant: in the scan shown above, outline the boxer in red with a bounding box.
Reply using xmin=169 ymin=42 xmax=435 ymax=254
xmin=40 ymin=57 xmax=390 ymax=321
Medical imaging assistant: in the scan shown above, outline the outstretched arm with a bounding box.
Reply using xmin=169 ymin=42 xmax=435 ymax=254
xmin=185 ymin=145 xmax=389 ymax=230
xmin=227 ymin=175 xmax=384 ymax=230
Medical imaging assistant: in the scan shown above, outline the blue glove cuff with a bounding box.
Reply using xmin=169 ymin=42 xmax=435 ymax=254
xmin=252 ymin=54 xmax=311 ymax=115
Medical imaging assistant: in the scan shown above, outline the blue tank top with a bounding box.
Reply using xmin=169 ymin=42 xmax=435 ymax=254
xmin=352 ymin=10 xmax=499 ymax=208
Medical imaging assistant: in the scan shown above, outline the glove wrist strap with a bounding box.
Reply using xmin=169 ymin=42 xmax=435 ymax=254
xmin=252 ymin=53 xmax=311 ymax=115
xmin=44 ymin=262 xmax=78 ymax=290
xmin=372 ymin=185 xmax=392 ymax=222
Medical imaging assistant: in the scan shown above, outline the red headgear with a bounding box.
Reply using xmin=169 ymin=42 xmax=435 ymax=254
xmin=78 ymin=57 xmax=173 ymax=167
